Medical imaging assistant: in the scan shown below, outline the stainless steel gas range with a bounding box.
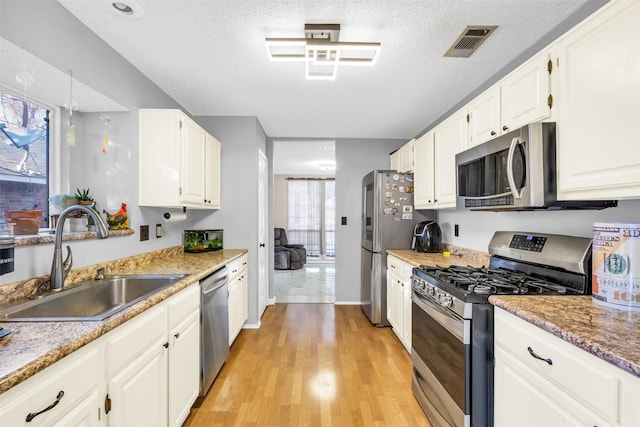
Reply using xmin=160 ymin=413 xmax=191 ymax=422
xmin=410 ymin=231 xmax=593 ymax=427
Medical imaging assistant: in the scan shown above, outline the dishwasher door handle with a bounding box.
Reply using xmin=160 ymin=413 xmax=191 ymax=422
xmin=203 ymin=277 xmax=228 ymax=296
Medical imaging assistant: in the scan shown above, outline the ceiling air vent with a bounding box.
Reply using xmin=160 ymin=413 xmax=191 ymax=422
xmin=443 ymin=25 xmax=498 ymax=58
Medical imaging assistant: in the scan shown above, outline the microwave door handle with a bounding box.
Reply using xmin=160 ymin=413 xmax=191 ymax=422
xmin=507 ymin=136 xmax=524 ymax=199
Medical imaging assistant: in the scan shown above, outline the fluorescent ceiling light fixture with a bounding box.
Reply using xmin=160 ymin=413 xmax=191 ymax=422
xmin=266 ymin=24 xmax=380 ymax=80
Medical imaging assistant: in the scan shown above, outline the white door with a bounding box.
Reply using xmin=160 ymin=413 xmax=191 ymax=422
xmin=258 ymin=149 xmax=269 ymax=318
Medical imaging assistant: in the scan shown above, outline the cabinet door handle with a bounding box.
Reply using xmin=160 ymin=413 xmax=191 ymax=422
xmin=259 ymin=243 xmax=265 ymax=247
xmin=26 ymin=390 xmax=64 ymax=422
xmin=174 ymin=332 xmax=180 ymax=339
xmin=163 ymin=342 xmax=169 ymax=349
xmin=527 ymin=346 xmax=552 ymax=365
xmin=502 ymin=125 xmax=509 ymax=131
xmin=490 ymin=131 xmax=496 ymax=136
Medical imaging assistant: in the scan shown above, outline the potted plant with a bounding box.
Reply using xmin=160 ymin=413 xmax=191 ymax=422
xmin=74 ymin=188 xmax=98 ymax=230
xmin=74 ymin=188 xmax=94 ymax=206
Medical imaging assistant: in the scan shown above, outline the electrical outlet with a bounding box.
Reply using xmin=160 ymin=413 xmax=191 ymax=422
xmin=140 ymin=225 xmax=149 ymax=241
xmin=454 ymin=224 xmax=459 ymax=237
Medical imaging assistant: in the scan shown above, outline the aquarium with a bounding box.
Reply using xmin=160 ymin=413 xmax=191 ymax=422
xmin=183 ymin=229 xmax=223 ymax=253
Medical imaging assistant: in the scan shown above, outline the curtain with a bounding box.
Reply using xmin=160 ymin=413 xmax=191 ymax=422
xmin=324 ymin=180 xmax=336 ymax=257
xmin=288 ymin=180 xmax=322 ymax=256
xmin=287 ymin=179 xmax=335 ymax=258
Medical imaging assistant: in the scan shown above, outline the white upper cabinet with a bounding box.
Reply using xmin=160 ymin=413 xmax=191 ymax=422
xmin=501 ymin=53 xmax=552 ymax=132
xmin=139 ymin=109 xmax=222 ymax=209
xmin=398 ymin=139 xmax=415 ymax=173
xmin=205 ymin=133 xmax=221 ymax=209
xmin=414 ymin=108 xmax=466 ymax=210
xmin=468 ymin=53 xmax=551 ymax=147
xmin=467 ymin=86 xmax=501 ymax=147
xmin=389 ymin=139 xmax=414 ymax=173
xmin=390 ymin=148 xmax=400 ymax=171
xmin=433 ymin=109 xmax=468 ymax=208
xmin=552 ymin=0 xmax=640 ymax=200
xmin=413 ymin=131 xmax=435 ymax=209
xmin=179 ymin=116 xmax=206 ymax=205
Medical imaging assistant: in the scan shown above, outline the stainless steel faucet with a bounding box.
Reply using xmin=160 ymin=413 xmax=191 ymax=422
xmin=50 ymin=204 xmax=109 ymax=291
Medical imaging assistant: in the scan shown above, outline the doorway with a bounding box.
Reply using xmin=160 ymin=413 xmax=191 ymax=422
xmin=272 ymin=139 xmax=336 ymax=303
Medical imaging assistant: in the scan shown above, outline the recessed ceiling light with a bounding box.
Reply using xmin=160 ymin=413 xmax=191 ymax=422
xmin=112 ymin=2 xmax=134 ymax=15
xmin=101 ymin=0 xmax=144 ymax=19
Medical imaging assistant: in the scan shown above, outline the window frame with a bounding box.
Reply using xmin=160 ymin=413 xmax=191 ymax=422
xmin=0 ymin=84 xmax=61 ymax=232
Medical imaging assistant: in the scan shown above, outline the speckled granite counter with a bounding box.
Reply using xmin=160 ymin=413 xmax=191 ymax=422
xmin=387 ymin=246 xmax=489 ymax=269
xmin=490 ymin=295 xmax=640 ymax=379
xmin=0 ymin=247 xmax=247 ymax=394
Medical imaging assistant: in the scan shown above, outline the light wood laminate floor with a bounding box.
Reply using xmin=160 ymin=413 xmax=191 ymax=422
xmin=184 ymin=304 xmax=430 ymax=426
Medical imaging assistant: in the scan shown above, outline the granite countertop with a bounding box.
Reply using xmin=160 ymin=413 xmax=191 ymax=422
xmin=387 ymin=247 xmax=489 ymax=269
xmin=0 ymin=248 xmax=247 ymax=394
xmin=490 ymin=295 xmax=640 ymax=379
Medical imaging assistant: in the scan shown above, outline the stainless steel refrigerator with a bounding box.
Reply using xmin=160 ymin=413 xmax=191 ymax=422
xmin=361 ymin=170 xmax=432 ymax=326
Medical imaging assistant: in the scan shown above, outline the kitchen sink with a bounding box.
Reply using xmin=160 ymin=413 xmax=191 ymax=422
xmin=0 ymin=274 xmax=187 ymax=322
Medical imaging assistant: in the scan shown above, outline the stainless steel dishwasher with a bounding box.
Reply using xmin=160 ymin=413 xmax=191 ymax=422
xmin=200 ymin=266 xmax=229 ymax=396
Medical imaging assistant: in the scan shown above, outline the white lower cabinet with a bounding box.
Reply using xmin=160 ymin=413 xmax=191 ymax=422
xmin=0 ymin=341 xmax=104 ymax=426
xmin=0 ymin=283 xmax=201 ymax=427
xmin=494 ymin=307 xmax=640 ymax=427
xmin=106 ymin=331 xmax=168 ymax=427
xmin=386 ymin=255 xmax=412 ymax=353
xmin=228 ymin=254 xmax=248 ymax=346
xmin=168 ymin=311 xmax=200 ymax=427
xmin=386 ymin=264 xmax=402 ymax=332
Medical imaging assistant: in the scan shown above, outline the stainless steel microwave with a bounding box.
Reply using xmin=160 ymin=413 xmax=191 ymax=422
xmin=455 ymin=122 xmax=616 ymax=211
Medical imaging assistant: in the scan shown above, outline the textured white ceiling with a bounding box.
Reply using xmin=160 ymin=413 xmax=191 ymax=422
xmin=55 ymin=0 xmax=606 ymax=142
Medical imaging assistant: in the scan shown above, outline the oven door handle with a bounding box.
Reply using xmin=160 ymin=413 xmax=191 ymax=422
xmin=412 ymin=292 xmax=467 ymax=343
xmin=507 ymin=136 xmax=524 ymax=200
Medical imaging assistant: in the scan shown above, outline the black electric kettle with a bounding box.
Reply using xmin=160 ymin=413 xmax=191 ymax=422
xmin=411 ymin=221 xmax=442 ymax=253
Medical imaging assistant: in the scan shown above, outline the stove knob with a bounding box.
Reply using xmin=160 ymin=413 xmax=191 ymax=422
xmin=427 ymin=286 xmax=436 ymax=296
xmin=440 ymin=295 xmax=453 ymax=308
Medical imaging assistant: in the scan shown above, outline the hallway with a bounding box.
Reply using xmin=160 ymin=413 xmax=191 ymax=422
xmin=184 ymin=304 xmax=429 ymax=426
xmin=275 ymin=264 xmax=336 ymax=303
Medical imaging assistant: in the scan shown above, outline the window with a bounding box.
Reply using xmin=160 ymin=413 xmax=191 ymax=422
xmin=287 ymin=178 xmax=335 ymax=258
xmin=0 ymin=89 xmax=50 ymax=228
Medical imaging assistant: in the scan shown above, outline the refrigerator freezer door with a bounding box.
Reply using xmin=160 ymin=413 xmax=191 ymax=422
xmin=362 ymin=170 xmax=420 ymax=253
xmin=361 ymin=247 xmax=387 ymax=326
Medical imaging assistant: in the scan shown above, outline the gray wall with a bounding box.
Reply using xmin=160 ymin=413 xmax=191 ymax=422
xmin=191 ymin=116 xmax=267 ymax=326
xmin=0 ymin=0 xmax=187 ymax=285
xmin=0 ymin=0 xmax=265 ymax=307
xmin=334 ymin=138 xmax=406 ymax=303
xmin=273 ymin=175 xmax=288 ymax=229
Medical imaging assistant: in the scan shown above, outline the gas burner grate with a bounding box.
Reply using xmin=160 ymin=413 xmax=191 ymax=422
xmin=415 ymin=264 xmax=582 ymax=296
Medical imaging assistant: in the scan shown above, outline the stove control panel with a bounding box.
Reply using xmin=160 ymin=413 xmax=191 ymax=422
xmin=412 ymin=277 xmax=463 ymax=315
xmin=509 ymin=234 xmax=547 ymax=252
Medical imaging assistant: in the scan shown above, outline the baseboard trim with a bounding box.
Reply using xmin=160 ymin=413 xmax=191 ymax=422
xmin=268 ymin=297 xmax=276 ymax=305
xmin=243 ymin=320 xmax=261 ymax=329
